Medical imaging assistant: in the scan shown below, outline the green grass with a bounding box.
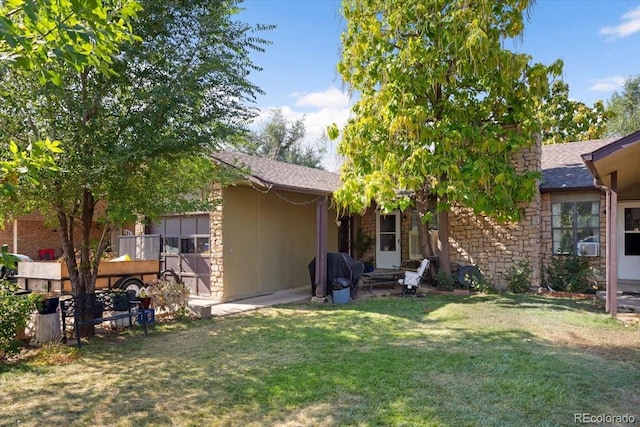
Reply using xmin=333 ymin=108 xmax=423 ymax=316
xmin=1 ymin=294 xmax=638 ymax=426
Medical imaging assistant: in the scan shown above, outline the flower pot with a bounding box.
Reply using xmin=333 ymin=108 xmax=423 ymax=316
xmin=36 ymin=297 xmax=59 ymax=315
xmin=139 ymin=297 xmax=151 ymax=310
xmin=111 ymin=293 xmax=129 ymax=311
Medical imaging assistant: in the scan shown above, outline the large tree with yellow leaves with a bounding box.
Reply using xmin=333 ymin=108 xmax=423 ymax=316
xmin=330 ymin=0 xmax=562 ymax=272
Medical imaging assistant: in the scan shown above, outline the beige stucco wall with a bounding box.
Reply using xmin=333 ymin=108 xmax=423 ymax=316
xmin=213 ymin=185 xmax=338 ymax=302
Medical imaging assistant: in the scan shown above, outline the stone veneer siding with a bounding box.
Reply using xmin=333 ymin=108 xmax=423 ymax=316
xmin=358 ymin=140 xmax=543 ymax=288
xmin=209 ymin=184 xmax=224 ymax=301
xmin=448 ymin=141 xmax=542 ymax=288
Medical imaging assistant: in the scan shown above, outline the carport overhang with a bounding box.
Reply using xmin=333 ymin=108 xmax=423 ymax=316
xmin=581 ymin=130 xmax=640 ymax=317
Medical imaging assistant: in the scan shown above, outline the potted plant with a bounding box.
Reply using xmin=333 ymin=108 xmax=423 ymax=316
xmin=109 ymin=291 xmax=129 ymax=311
xmin=354 ymin=228 xmax=375 ymax=272
xmin=33 ymin=290 xmax=59 ymax=315
xmin=138 ymin=289 xmax=151 ymax=310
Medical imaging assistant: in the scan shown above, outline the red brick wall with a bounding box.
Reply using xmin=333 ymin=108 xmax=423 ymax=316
xmin=0 ymin=218 xmax=104 ymax=260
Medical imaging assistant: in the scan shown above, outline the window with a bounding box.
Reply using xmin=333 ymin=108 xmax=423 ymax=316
xmin=551 ymin=201 xmax=599 ymax=255
xmin=409 ymin=209 xmax=438 ymax=260
xmin=624 ymin=208 xmax=640 ymax=256
xmin=411 ymin=209 xmax=438 ymax=231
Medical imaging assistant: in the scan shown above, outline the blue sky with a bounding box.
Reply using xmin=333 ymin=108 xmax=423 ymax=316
xmin=240 ymin=0 xmax=640 ymax=169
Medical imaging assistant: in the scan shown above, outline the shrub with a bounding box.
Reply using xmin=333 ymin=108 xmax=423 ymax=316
xmin=435 ymin=270 xmax=455 ymax=291
xmin=471 ymin=274 xmax=498 ymax=294
xmin=148 ymin=278 xmax=190 ymax=318
xmin=505 ymin=258 xmax=532 ymax=293
xmin=0 ymin=281 xmax=37 ymax=359
xmin=545 ymin=252 xmax=599 ymax=294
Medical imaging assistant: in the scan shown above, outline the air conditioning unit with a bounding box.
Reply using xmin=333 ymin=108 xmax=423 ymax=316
xmin=409 ymin=231 xmax=422 ymax=259
xmin=577 ymin=242 xmax=599 ymax=257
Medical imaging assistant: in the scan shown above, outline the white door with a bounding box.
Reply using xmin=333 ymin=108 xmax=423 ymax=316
xmin=618 ymin=202 xmax=640 ymax=280
xmin=376 ymin=211 xmax=401 ymax=268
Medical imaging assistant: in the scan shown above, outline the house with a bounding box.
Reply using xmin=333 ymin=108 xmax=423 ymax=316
xmin=582 ymin=130 xmax=640 ymax=315
xmin=149 ymin=152 xmax=342 ymax=302
xmin=9 ymin=132 xmax=639 ymax=312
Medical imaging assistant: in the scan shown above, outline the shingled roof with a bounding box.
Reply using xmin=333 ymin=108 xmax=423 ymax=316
xmin=214 ymin=140 xmax=616 ymax=196
xmin=212 ymin=151 xmax=341 ymax=195
xmin=540 ymin=138 xmax=615 ymax=191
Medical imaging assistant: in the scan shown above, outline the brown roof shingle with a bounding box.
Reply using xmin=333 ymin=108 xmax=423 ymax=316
xmin=212 ymin=152 xmax=341 ymax=195
xmin=540 ymin=138 xmax=615 ymax=191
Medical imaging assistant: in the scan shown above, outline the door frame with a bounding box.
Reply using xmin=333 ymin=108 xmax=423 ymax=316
xmin=376 ymin=210 xmax=401 ymax=268
xmin=617 ymin=201 xmax=640 ymax=280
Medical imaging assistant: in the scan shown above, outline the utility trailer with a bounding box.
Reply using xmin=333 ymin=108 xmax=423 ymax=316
xmin=17 ymin=259 xmax=160 ymax=294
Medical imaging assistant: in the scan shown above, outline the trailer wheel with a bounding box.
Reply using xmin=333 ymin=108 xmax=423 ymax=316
xmin=118 ymin=277 xmax=144 ymax=295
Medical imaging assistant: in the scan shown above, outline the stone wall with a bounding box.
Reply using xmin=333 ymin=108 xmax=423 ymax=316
xmin=448 ymin=198 xmax=541 ymax=288
xmin=448 ymin=141 xmax=542 ymax=288
xmin=209 ymin=184 xmax=224 ymax=302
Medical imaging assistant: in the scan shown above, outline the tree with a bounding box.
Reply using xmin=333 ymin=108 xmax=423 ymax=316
xmin=0 ymin=0 xmax=271 ymax=314
xmin=238 ymin=108 xmax=326 ymax=169
xmin=0 ymin=0 xmax=137 ymax=199
xmin=330 ymin=0 xmax=562 ymax=272
xmin=538 ymin=80 xmax=609 ymax=144
xmin=605 ymin=75 xmax=640 ymax=137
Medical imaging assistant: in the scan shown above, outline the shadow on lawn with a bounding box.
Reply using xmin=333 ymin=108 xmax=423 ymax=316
xmin=5 ymin=305 xmax=636 ymax=427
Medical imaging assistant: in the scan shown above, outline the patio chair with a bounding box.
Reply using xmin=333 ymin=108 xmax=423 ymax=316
xmin=398 ymin=258 xmax=430 ymax=297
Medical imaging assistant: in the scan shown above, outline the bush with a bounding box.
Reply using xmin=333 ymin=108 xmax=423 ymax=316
xmin=435 ymin=270 xmax=455 ymax=291
xmin=468 ymin=266 xmax=498 ymax=294
xmin=505 ymin=258 xmax=532 ymax=293
xmin=545 ymin=253 xmax=599 ymax=294
xmin=148 ymin=278 xmax=190 ymax=318
xmin=0 ymin=281 xmax=37 ymax=359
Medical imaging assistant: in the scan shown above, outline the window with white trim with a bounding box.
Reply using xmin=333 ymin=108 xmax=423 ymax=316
xmin=409 ymin=209 xmax=438 ymax=259
xmin=551 ymin=201 xmax=600 ymax=255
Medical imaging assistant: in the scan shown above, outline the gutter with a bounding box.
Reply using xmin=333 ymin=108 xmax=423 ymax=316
xmin=592 ymin=177 xmax=615 ymax=316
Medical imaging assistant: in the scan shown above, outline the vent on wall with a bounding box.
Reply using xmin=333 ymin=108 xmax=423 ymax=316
xmin=409 ymin=231 xmax=422 ymax=260
xmin=577 ymin=242 xmax=599 ymax=257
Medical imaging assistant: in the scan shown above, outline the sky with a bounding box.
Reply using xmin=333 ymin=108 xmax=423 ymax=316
xmin=239 ymin=0 xmax=640 ymax=170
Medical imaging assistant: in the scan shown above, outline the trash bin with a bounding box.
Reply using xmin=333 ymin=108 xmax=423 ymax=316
xmin=333 ymin=278 xmax=350 ymax=304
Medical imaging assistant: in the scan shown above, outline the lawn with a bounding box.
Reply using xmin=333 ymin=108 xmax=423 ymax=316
xmin=1 ymin=293 xmax=638 ymax=427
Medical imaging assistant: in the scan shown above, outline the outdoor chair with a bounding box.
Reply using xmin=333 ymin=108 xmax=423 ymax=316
xmin=398 ymin=258 xmax=430 ymax=297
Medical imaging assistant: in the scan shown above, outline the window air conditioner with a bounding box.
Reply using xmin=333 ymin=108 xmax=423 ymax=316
xmin=409 ymin=231 xmax=422 ymax=259
xmin=577 ymin=242 xmax=599 ymax=257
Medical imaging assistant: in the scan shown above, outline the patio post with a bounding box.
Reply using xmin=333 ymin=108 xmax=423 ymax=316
xmin=610 ymin=172 xmax=618 ymax=317
xmin=315 ymin=195 xmax=328 ymax=297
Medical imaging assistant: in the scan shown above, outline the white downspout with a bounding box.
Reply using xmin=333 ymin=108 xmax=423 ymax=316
xmin=593 ymin=178 xmax=612 ymax=314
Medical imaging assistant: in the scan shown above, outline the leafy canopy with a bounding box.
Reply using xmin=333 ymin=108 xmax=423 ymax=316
xmin=538 ymin=81 xmax=609 ymax=144
xmin=332 ymin=0 xmax=562 ymax=222
xmin=605 ymin=74 xmax=640 ymax=137
xmin=0 ymin=0 xmax=271 ymax=295
xmin=237 ymin=108 xmax=326 ymax=169
xmin=0 ymin=0 xmax=139 ymax=198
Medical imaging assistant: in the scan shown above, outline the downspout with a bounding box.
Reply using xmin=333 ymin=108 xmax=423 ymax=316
xmin=12 ymin=220 xmax=18 ymax=253
xmin=593 ymin=178 xmax=612 ymax=314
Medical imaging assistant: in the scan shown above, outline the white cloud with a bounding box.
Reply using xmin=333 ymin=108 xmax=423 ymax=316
xmin=600 ymin=6 xmax=640 ymax=39
xmin=294 ymin=87 xmax=351 ymax=109
xmin=252 ymin=87 xmax=353 ymax=171
xmin=587 ymin=75 xmax=626 ymax=92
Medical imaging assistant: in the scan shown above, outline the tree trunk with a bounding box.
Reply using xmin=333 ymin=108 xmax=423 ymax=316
xmin=415 ymin=187 xmax=435 ymax=258
xmin=438 ymin=195 xmax=451 ymax=276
